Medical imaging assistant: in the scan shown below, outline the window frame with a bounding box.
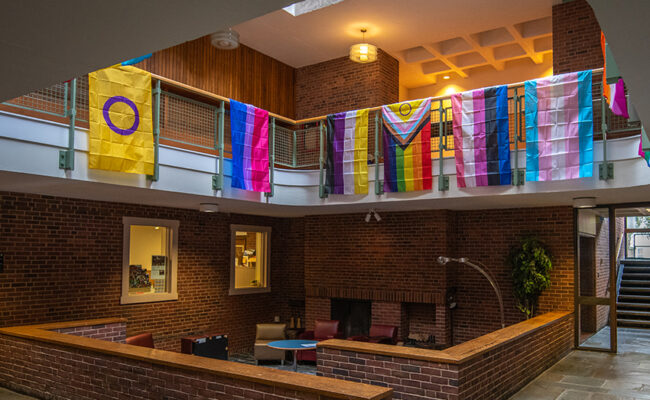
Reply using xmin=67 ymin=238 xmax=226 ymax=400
xmin=229 ymin=224 xmax=271 ymax=295
xmin=121 ymin=216 xmax=179 ymax=305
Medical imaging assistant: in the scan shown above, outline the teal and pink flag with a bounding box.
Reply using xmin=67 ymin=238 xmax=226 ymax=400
xmin=525 ymin=70 xmax=593 ymax=181
xmin=230 ymin=99 xmax=270 ymax=192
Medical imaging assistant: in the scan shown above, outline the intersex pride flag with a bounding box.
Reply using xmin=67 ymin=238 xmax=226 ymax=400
xmin=325 ymin=109 xmax=369 ymax=195
xmin=525 ymin=70 xmax=593 ymax=181
xmin=88 ymin=65 xmax=154 ymax=175
xmin=230 ymin=99 xmax=270 ymax=192
xmin=382 ymin=98 xmax=432 ymax=192
xmin=451 ymin=85 xmax=511 ymax=187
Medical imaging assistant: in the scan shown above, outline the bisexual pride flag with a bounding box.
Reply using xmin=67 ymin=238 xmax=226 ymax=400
xmin=525 ymin=70 xmax=593 ymax=181
xmin=382 ymin=98 xmax=432 ymax=192
xmin=230 ymin=99 xmax=270 ymax=192
xmin=325 ymin=109 xmax=369 ymax=195
xmin=451 ymin=86 xmax=511 ymax=187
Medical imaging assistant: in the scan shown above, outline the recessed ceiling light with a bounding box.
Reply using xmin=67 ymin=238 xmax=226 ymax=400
xmin=199 ymin=203 xmax=219 ymax=213
xmin=443 ymin=75 xmax=450 ymax=80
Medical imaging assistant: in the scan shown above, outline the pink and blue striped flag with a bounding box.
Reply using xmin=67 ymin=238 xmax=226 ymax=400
xmin=452 ymin=85 xmax=511 ymax=187
xmin=525 ymin=70 xmax=593 ymax=181
xmin=230 ymin=99 xmax=270 ymax=192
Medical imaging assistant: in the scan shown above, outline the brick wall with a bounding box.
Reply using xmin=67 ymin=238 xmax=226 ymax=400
xmin=304 ymin=207 xmax=574 ymax=345
xmin=553 ymin=0 xmax=603 ymax=74
xmin=451 ymin=207 xmax=574 ymax=343
xmin=0 ymin=334 xmax=348 ymax=400
xmin=295 ymin=49 xmax=399 ymax=119
xmin=317 ymin=313 xmax=574 ymax=400
xmin=0 ymin=192 xmax=304 ymax=353
xmin=52 ymin=321 xmax=126 ymax=343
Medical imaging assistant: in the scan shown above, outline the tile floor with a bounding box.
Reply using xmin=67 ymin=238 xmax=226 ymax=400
xmin=510 ymin=327 xmax=650 ymax=400
xmin=229 ymin=352 xmax=317 ymax=375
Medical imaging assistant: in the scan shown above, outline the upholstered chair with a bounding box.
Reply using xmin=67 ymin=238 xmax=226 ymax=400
xmin=125 ymin=332 xmax=155 ymax=348
xmin=297 ymin=320 xmax=342 ymax=362
xmin=254 ymin=323 xmax=286 ymax=364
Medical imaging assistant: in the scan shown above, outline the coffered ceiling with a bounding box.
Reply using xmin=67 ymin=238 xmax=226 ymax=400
xmin=234 ymin=0 xmax=559 ymax=90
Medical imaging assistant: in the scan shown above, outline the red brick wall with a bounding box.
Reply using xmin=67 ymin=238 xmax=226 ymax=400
xmin=318 ymin=313 xmax=574 ymax=400
xmin=0 ymin=192 xmax=304 ymax=353
xmin=304 ymin=207 xmax=574 ymax=345
xmin=553 ymin=0 xmax=603 ymax=74
xmin=0 ymin=334 xmax=343 ymax=400
xmin=451 ymin=207 xmax=574 ymax=343
xmin=53 ymin=322 xmax=126 ymax=343
xmin=295 ymin=49 xmax=399 ymax=119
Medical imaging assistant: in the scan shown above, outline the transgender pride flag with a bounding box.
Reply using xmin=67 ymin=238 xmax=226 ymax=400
xmin=230 ymin=99 xmax=270 ymax=192
xmin=451 ymin=85 xmax=511 ymax=187
xmin=525 ymin=71 xmax=593 ymax=181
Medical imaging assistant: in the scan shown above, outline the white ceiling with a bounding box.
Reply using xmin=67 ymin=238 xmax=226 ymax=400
xmin=0 ymin=0 xmax=294 ymax=102
xmin=234 ymin=0 xmax=558 ymax=89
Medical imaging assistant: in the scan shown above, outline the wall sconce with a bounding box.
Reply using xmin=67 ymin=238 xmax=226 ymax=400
xmin=365 ymin=209 xmax=381 ymax=222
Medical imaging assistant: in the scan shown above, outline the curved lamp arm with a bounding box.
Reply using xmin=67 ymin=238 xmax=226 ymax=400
xmin=437 ymin=256 xmax=505 ymax=329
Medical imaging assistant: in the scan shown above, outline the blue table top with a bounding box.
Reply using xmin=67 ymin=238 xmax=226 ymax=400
xmin=267 ymin=339 xmax=318 ymax=350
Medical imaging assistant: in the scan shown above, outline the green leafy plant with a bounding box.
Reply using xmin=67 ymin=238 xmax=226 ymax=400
xmin=508 ymin=237 xmax=552 ymax=318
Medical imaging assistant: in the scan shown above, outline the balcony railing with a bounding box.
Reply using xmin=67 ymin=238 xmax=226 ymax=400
xmin=1 ymin=69 xmax=641 ymax=197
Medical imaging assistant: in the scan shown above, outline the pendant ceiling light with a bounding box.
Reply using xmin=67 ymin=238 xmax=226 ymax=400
xmin=349 ymin=28 xmax=377 ymax=64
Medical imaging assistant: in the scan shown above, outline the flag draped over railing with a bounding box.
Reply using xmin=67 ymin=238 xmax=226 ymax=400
xmin=230 ymin=99 xmax=270 ymax=192
xmin=325 ymin=109 xmax=369 ymax=195
xmin=451 ymin=86 xmax=511 ymax=188
xmin=525 ymin=70 xmax=594 ymax=181
xmin=382 ymin=98 xmax=432 ymax=192
xmin=88 ymin=65 xmax=154 ymax=175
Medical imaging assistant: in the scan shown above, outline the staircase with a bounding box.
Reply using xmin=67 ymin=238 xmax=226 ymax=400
xmin=617 ymin=259 xmax=650 ymax=328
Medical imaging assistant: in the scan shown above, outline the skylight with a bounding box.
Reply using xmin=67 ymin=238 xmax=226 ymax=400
xmin=283 ymin=0 xmax=344 ymax=17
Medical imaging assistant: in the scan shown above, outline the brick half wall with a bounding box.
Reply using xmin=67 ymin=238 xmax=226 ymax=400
xmin=317 ymin=312 xmax=573 ymax=400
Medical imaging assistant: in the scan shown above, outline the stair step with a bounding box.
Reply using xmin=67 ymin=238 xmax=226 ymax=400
xmin=618 ymin=294 xmax=650 ymax=302
xmin=621 ymin=259 xmax=650 ymax=266
xmin=619 ymin=287 xmax=650 ymax=293
xmin=622 ymin=273 xmax=650 ymax=280
xmin=617 ymin=302 xmax=650 ymax=310
xmin=621 ymin=280 xmax=650 ymax=287
xmin=623 ymin=267 xmax=650 ymax=273
xmin=616 ymin=309 xmax=650 ymax=317
xmin=617 ymin=319 xmax=650 ymax=327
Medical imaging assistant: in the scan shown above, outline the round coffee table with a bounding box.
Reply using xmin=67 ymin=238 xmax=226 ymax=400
xmin=267 ymin=339 xmax=318 ymax=372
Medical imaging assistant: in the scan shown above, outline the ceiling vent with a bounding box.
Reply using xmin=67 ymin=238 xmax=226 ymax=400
xmin=211 ymin=29 xmax=239 ymax=50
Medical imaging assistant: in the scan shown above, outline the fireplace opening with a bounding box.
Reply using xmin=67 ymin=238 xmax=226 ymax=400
xmin=330 ymin=298 xmax=371 ymax=338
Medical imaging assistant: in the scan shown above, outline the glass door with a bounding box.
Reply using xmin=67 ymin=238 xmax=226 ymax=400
xmin=575 ymin=206 xmax=617 ymax=352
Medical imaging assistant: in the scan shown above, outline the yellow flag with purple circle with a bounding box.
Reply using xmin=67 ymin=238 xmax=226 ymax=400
xmin=88 ymin=65 xmax=154 ymax=174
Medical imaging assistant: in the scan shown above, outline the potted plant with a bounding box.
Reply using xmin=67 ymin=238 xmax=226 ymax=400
xmin=508 ymin=237 xmax=552 ymax=319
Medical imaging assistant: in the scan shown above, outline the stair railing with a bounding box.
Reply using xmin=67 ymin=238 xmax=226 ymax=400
xmin=614 ymin=229 xmax=626 ymax=302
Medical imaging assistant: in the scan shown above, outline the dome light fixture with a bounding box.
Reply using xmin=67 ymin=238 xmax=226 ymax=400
xmin=210 ymin=28 xmax=240 ymax=50
xmin=199 ymin=203 xmax=219 ymax=213
xmin=349 ymin=28 xmax=377 ymax=64
xmin=572 ymin=197 xmax=596 ymax=209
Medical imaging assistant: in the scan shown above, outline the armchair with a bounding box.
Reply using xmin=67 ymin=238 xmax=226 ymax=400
xmin=297 ymin=320 xmax=342 ymax=362
xmin=254 ymin=323 xmax=286 ymax=364
xmin=125 ymin=332 xmax=155 ymax=348
xmin=348 ymin=324 xmax=398 ymax=345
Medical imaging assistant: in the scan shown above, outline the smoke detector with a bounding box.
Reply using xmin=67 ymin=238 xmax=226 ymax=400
xmin=211 ymin=29 xmax=239 ymax=50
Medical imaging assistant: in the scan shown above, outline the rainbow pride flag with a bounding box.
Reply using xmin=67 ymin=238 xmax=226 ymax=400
xmin=325 ymin=109 xmax=369 ymax=194
xmin=230 ymin=99 xmax=270 ymax=192
xmin=525 ymin=70 xmax=593 ymax=181
xmin=451 ymin=86 xmax=511 ymax=187
xmin=382 ymin=99 xmax=432 ymax=192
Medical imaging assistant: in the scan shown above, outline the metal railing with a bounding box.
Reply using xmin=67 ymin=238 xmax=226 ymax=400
xmin=1 ymin=69 xmax=641 ymax=197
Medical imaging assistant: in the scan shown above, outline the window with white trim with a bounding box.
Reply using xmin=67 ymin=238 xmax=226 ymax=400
xmin=230 ymin=224 xmax=271 ymax=295
xmin=121 ymin=217 xmax=179 ymax=304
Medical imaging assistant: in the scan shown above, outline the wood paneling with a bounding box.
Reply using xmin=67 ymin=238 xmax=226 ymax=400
xmin=137 ymin=36 xmax=295 ymax=118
